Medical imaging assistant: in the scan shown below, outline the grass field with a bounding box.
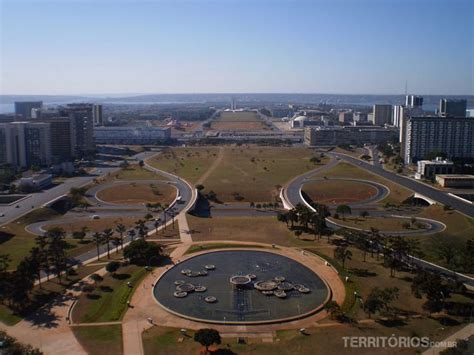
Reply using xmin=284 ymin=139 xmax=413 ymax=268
xmin=73 ymin=325 xmax=123 ymax=355
xmin=96 ymin=182 xmax=176 ymax=205
xmin=303 ymin=180 xmax=378 ymax=204
xmin=72 ymin=265 xmax=148 ymax=323
xmin=147 ymin=147 xmax=220 ymax=183
xmin=202 ymin=146 xmax=329 ymax=202
xmin=312 ymin=162 xmax=413 ymax=204
xmin=328 ymin=216 xmax=428 ymax=232
xmin=187 ymin=215 xmax=317 ymax=247
xmin=43 ymin=216 xmax=141 ymax=234
xmin=112 ymin=165 xmax=160 ymax=181
xmin=0 ymin=208 xmax=62 ymax=268
xmin=184 ymin=242 xmax=267 ymax=255
xmin=210 ymin=111 xmax=268 ymax=131
xmin=142 ymin=318 xmax=463 ymax=355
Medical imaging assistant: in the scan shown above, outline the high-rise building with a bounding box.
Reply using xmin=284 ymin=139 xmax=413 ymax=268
xmin=61 ymin=104 xmax=95 ymax=158
xmin=0 ymin=122 xmax=51 ymax=168
xmin=92 ymin=104 xmax=103 ymax=126
xmin=401 ymin=116 xmax=474 ymax=164
xmin=371 ymin=104 xmax=392 ymax=126
xmin=14 ymin=101 xmax=43 ymax=119
xmin=405 ymin=95 xmax=423 ymax=108
xmin=439 ymin=99 xmax=467 ymax=117
xmin=36 ymin=118 xmax=74 ymax=163
xmin=338 ymin=111 xmax=352 ymax=124
xmin=353 ymin=112 xmax=368 ymax=124
xmin=393 ymin=105 xmax=405 ymax=128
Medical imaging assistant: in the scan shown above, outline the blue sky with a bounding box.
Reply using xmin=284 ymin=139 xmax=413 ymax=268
xmin=1 ymin=0 xmax=472 ymax=95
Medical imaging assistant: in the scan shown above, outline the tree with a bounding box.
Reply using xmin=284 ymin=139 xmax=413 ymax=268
xmin=92 ymin=232 xmax=103 ymax=261
xmin=363 ymin=287 xmax=399 ymax=319
xmin=194 ymin=328 xmax=221 ymax=354
xmin=0 ymin=330 xmax=42 ymax=354
xmin=324 ymin=300 xmax=342 ymax=320
xmin=334 ymin=246 xmax=352 ymax=269
xmin=123 ymin=239 xmax=164 ymax=266
xmin=138 ymin=160 xmax=145 ymax=168
xmin=135 ymin=220 xmax=148 ymax=239
xmin=336 ymin=205 xmax=352 ymax=219
xmin=102 ymin=228 xmax=114 ymax=259
xmin=431 ymin=236 xmax=460 ymax=267
xmin=46 ymin=227 xmax=68 ymax=283
xmin=153 ymin=218 xmax=161 ymax=235
xmin=360 ymin=210 xmax=369 ymax=218
xmin=195 ymin=184 xmax=205 ymax=191
xmin=0 ymin=254 xmax=11 ymax=304
xmin=144 ymin=213 xmax=153 ymax=222
xmin=115 ymin=223 xmax=126 ymax=250
xmin=35 ymin=234 xmax=50 ymax=280
xmin=276 ymin=212 xmax=288 ymax=227
xmin=27 ymin=247 xmax=44 ymax=288
xmin=127 ymin=229 xmax=136 ymax=242
xmin=106 ymin=261 xmax=121 ymax=275
xmin=411 ymin=271 xmax=450 ymax=313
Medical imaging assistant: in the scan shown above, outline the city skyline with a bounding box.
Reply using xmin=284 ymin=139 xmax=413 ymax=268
xmin=1 ymin=0 xmax=473 ymax=95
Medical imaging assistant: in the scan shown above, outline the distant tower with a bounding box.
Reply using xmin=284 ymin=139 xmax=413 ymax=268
xmin=230 ymin=97 xmax=237 ymax=111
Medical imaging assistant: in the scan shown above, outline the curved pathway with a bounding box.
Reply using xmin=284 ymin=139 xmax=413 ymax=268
xmin=282 ymin=156 xmax=474 ymax=287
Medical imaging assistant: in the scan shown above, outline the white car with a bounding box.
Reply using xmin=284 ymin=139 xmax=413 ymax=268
xmin=0 ymin=213 xmax=5 ymax=217
xmin=91 ymin=215 xmax=100 ymax=220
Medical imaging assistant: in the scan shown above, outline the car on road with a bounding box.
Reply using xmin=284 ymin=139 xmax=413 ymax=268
xmin=0 ymin=213 xmax=5 ymax=217
xmin=15 ymin=205 xmax=20 ymax=208
xmin=91 ymin=215 xmax=100 ymax=219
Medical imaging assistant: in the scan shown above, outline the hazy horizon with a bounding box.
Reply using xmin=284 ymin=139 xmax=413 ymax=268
xmin=1 ymin=0 xmax=473 ymax=95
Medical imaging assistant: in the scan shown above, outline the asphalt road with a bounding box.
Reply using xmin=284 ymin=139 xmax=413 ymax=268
xmin=330 ymin=152 xmax=474 ymax=218
xmin=283 ymin=153 xmax=474 ymax=286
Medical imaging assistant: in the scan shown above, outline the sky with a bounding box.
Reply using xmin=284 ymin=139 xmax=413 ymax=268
xmin=0 ymin=0 xmax=473 ymax=95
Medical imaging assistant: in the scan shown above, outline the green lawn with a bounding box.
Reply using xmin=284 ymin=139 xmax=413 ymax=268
xmin=73 ymin=324 xmax=123 ymax=355
xmin=187 ymin=215 xmax=318 ymax=247
xmin=312 ymin=161 xmax=413 ymax=204
xmin=329 ymin=216 xmax=428 ymax=232
xmin=147 ymin=147 xmax=220 ymax=183
xmin=72 ymin=265 xmax=148 ymax=323
xmin=113 ymin=165 xmax=162 ymax=180
xmin=0 ymin=208 xmax=62 ymax=268
xmin=303 ymin=179 xmax=378 ymax=205
xmin=201 ymin=146 xmax=329 ymax=202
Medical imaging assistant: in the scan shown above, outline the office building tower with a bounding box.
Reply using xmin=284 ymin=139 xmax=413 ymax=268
xmin=371 ymin=104 xmax=392 ymax=126
xmin=405 ymin=95 xmax=423 ymax=108
xmin=401 ymin=116 xmax=474 ymax=164
xmin=92 ymin=104 xmax=103 ymax=126
xmin=338 ymin=111 xmax=352 ymax=124
xmin=0 ymin=122 xmax=51 ymax=168
xmin=14 ymin=101 xmax=43 ymax=119
xmin=39 ymin=118 xmax=74 ymax=163
xmin=353 ymin=112 xmax=368 ymax=124
xmin=393 ymin=105 xmax=405 ymax=128
xmin=439 ymin=99 xmax=467 ymax=117
xmin=62 ymin=104 xmax=95 ymax=158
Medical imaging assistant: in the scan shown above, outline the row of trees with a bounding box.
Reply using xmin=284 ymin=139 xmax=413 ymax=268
xmin=277 ymin=203 xmax=330 ymax=239
xmin=0 ymin=227 xmax=69 ymax=311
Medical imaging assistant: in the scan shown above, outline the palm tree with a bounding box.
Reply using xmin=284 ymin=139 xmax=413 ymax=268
xmin=127 ymin=229 xmax=136 ymax=242
xmin=102 ymin=228 xmax=114 ymax=259
xmin=135 ymin=220 xmax=148 ymax=239
xmin=334 ymin=246 xmax=352 ymax=269
xmin=92 ymin=232 xmax=103 ymax=261
xmin=115 ymin=223 xmax=126 ymax=250
xmin=161 ymin=204 xmax=169 ymax=230
xmin=154 ymin=218 xmax=161 ymax=235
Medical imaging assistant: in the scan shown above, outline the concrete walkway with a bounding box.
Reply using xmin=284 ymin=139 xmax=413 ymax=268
xmin=122 ymin=245 xmax=190 ymax=355
xmin=0 ymin=267 xmax=109 ymax=355
xmin=121 ymin=242 xmax=345 ymax=355
xmin=177 ymin=213 xmax=193 ymax=244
